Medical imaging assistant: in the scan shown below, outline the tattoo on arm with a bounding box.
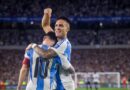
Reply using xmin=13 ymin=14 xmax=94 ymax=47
xmin=33 ymin=46 xmax=57 ymax=59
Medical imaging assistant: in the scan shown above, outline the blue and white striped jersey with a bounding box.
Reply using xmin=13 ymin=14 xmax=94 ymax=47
xmin=50 ymin=38 xmax=75 ymax=90
xmin=24 ymin=44 xmax=71 ymax=90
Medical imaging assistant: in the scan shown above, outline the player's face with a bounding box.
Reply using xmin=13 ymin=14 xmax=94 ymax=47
xmin=54 ymin=19 xmax=69 ymax=39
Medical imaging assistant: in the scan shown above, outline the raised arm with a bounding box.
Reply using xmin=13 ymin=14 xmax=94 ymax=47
xmin=42 ymin=8 xmax=53 ymax=33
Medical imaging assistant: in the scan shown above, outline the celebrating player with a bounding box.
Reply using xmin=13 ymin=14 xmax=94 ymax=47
xmin=17 ymin=32 xmax=74 ymax=90
xmin=26 ymin=8 xmax=75 ymax=90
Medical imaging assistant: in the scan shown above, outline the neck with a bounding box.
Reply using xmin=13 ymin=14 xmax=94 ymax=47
xmin=57 ymin=36 xmax=67 ymax=41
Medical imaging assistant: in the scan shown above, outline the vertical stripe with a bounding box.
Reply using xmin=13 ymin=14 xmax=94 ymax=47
xmin=49 ymin=57 xmax=58 ymax=89
xmin=56 ymin=66 xmax=65 ymax=90
xmin=36 ymin=73 xmax=44 ymax=90
xmin=36 ymin=59 xmax=44 ymax=90
xmin=32 ymin=51 xmax=39 ymax=85
xmin=28 ymin=49 xmax=33 ymax=80
xmin=64 ymin=41 xmax=71 ymax=62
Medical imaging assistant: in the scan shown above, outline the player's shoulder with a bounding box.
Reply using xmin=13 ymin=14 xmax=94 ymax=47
xmin=26 ymin=48 xmax=33 ymax=54
xmin=66 ymin=38 xmax=71 ymax=45
xmin=24 ymin=48 xmax=34 ymax=58
xmin=54 ymin=38 xmax=71 ymax=48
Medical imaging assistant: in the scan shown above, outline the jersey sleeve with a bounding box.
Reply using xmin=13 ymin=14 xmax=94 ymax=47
xmin=22 ymin=58 xmax=30 ymax=67
xmin=55 ymin=54 xmax=71 ymax=70
xmin=22 ymin=49 xmax=32 ymax=67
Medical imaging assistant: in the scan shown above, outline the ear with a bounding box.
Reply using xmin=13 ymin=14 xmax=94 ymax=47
xmin=66 ymin=28 xmax=69 ymax=32
xmin=66 ymin=23 xmax=70 ymax=32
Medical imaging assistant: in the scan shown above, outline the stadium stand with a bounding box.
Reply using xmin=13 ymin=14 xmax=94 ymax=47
xmin=0 ymin=0 xmax=130 ymax=17
xmin=0 ymin=29 xmax=130 ymax=46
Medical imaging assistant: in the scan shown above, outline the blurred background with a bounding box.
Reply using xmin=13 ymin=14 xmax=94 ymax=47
xmin=0 ymin=0 xmax=130 ymax=89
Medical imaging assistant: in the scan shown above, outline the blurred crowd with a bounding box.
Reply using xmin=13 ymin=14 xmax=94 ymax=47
xmin=0 ymin=49 xmax=130 ymax=85
xmin=0 ymin=0 xmax=130 ymax=17
xmin=69 ymin=29 xmax=130 ymax=45
xmin=0 ymin=50 xmax=24 ymax=85
xmin=72 ymin=49 xmax=130 ymax=75
xmin=0 ymin=29 xmax=44 ymax=46
xmin=0 ymin=29 xmax=130 ymax=46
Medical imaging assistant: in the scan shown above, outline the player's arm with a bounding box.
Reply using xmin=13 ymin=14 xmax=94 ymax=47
xmin=26 ymin=43 xmax=57 ymax=59
xmin=58 ymin=54 xmax=75 ymax=74
xmin=42 ymin=8 xmax=53 ymax=33
xmin=26 ymin=41 xmax=67 ymax=59
xmin=65 ymin=64 xmax=75 ymax=74
xmin=17 ymin=51 xmax=30 ymax=90
xmin=33 ymin=46 xmax=57 ymax=59
xmin=17 ymin=64 xmax=29 ymax=90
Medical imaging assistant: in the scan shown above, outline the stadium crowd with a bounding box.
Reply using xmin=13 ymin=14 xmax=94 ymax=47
xmin=0 ymin=29 xmax=130 ymax=46
xmin=0 ymin=49 xmax=130 ymax=85
xmin=72 ymin=49 xmax=130 ymax=74
xmin=0 ymin=50 xmax=24 ymax=85
xmin=0 ymin=0 xmax=130 ymax=17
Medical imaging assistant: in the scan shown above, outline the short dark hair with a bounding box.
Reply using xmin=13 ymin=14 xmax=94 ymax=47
xmin=56 ymin=16 xmax=71 ymax=26
xmin=45 ymin=32 xmax=57 ymax=45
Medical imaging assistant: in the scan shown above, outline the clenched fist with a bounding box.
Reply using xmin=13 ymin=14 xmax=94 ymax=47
xmin=44 ymin=8 xmax=52 ymax=15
